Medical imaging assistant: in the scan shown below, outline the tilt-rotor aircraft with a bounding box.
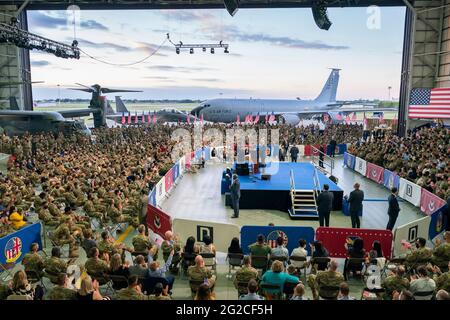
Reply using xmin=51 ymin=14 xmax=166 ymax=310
xmin=191 ymin=69 xmax=396 ymax=124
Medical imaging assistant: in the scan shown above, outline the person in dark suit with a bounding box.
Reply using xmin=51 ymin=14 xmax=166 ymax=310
xmin=386 ymin=187 xmax=400 ymax=230
xmin=348 ymin=183 xmax=364 ymax=228
xmin=317 ymin=184 xmax=334 ymax=227
xmin=230 ymin=174 xmax=241 ymax=218
xmin=329 ymin=137 xmax=337 ymax=158
xmin=290 ymin=145 xmax=299 ymax=163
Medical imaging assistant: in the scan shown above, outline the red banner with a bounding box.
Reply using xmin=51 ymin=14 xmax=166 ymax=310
xmin=366 ymin=162 xmax=384 ymax=184
xmin=315 ymin=227 xmax=393 ymax=259
xmin=420 ymin=188 xmax=446 ymax=215
xmin=146 ymin=204 xmax=172 ymax=238
xmin=185 ymin=153 xmax=191 ymax=170
xmin=304 ymin=145 xmax=311 ymax=156
xmin=164 ymin=167 xmax=174 ymax=193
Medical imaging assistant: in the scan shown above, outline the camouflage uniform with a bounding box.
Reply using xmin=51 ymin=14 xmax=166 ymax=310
xmin=188 ymin=265 xmax=216 ymax=290
xmin=431 ymin=243 xmax=450 ymax=269
xmin=434 ymin=272 xmax=450 ymax=292
xmin=38 ymin=208 xmax=60 ymax=226
xmin=108 ymin=204 xmax=138 ymax=227
xmin=44 ymin=256 xmax=67 ymax=284
xmin=405 ymin=247 xmax=433 ymax=267
xmin=234 ymin=265 xmax=259 ymax=295
xmin=47 ymin=286 xmax=78 ymax=300
xmin=49 ymin=219 xmax=79 ymax=258
xmin=116 ymin=287 xmax=148 ymax=300
xmin=307 ymin=270 xmax=344 ymax=300
xmin=84 ymin=257 xmax=109 ymax=276
xmin=161 ymin=240 xmax=181 ymax=272
xmin=381 ymin=274 xmax=410 ymax=300
xmin=83 ymin=200 xmax=104 ymax=220
xmin=0 ymin=224 xmax=15 ymax=238
xmin=22 ymin=252 xmax=44 ymax=277
xmin=48 ymin=202 xmax=62 ymax=218
xmin=132 ymin=234 xmax=152 ymax=254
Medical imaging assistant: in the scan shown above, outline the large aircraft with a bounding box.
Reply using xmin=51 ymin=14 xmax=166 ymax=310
xmin=190 ymin=69 xmax=396 ymax=124
xmin=105 ymin=96 xmax=195 ymax=124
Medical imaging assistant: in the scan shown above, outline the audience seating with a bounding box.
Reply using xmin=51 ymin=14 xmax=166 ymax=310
xmin=318 ymin=285 xmax=340 ymax=300
xmin=25 ymin=270 xmax=46 ymax=290
xmin=413 ymin=290 xmax=435 ymax=300
xmin=142 ymin=276 xmax=169 ymax=295
xmin=289 ymin=255 xmax=308 ymax=279
xmin=181 ymin=252 xmax=197 ymax=277
xmin=260 ymin=283 xmax=282 ymax=300
xmin=344 ymin=258 xmax=366 ymax=281
xmin=108 ymin=274 xmax=129 ymax=291
xmin=227 ymin=253 xmax=244 ymax=279
xmin=283 ymin=281 xmax=299 ymax=300
xmin=310 ymin=257 xmax=331 ymax=272
xmin=200 ymin=252 xmax=216 ymax=273
xmin=251 ymin=255 xmax=269 ymax=273
xmin=89 ymin=273 xmax=114 ymax=295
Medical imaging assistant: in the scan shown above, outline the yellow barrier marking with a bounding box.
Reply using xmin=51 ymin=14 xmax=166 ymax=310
xmin=114 ymin=225 xmax=134 ymax=245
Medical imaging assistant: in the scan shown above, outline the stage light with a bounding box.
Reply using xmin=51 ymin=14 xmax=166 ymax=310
xmin=176 ymin=47 xmax=180 ymax=54
xmin=202 ymin=47 xmax=206 ymax=52
xmin=224 ymin=0 xmax=239 ymax=16
xmin=211 ymin=48 xmax=215 ymax=54
xmin=190 ymin=48 xmax=194 ymax=54
xmin=311 ymin=1 xmax=332 ymax=30
xmin=224 ymin=47 xmax=229 ymax=53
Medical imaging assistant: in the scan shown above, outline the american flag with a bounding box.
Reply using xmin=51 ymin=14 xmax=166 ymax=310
xmin=409 ymin=88 xmax=450 ymax=119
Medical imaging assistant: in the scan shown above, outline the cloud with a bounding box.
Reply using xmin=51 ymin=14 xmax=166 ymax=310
xmin=29 ymin=11 xmax=108 ymax=31
xmin=142 ymin=76 xmax=172 ymax=80
xmin=159 ymin=11 xmax=214 ymax=22
xmin=77 ymin=38 xmax=132 ymax=52
xmin=31 ymin=60 xmax=51 ymax=67
xmin=193 ymin=78 xmax=221 ymax=83
xmin=147 ymin=65 xmax=216 ymax=72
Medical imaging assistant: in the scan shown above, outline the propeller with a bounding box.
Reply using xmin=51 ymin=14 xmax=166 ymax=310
xmin=68 ymin=83 xmax=142 ymax=94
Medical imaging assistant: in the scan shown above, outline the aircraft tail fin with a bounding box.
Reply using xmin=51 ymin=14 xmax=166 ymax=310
xmin=115 ymin=96 xmax=129 ymax=113
xmin=106 ymin=100 xmax=115 ymax=115
xmin=9 ymin=96 xmax=19 ymax=110
xmin=314 ymin=68 xmax=340 ymax=103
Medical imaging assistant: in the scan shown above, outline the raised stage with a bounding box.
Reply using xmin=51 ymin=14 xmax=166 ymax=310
xmin=231 ymin=162 xmax=343 ymax=215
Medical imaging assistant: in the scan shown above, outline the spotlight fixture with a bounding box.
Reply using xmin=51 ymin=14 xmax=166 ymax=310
xmin=190 ymin=48 xmax=194 ymax=54
xmin=202 ymin=47 xmax=206 ymax=52
xmin=224 ymin=47 xmax=229 ymax=53
xmin=211 ymin=48 xmax=215 ymax=54
xmin=0 ymin=20 xmax=80 ymax=59
xmin=311 ymin=1 xmax=332 ymax=30
xmin=223 ymin=0 xmax=239 ymax=17
xmin=176 ymin=47 xmax=180 ymax=54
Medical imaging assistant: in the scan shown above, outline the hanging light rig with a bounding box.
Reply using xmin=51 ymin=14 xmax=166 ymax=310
xmin=167 ymin=34 xmax=229 ymax=55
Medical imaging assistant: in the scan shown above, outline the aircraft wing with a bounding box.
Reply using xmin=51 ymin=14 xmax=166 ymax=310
xmin=101 ymin=88 xmax=142 ymax=94
xmin=58 ymin=108 xmax=98 ymax=118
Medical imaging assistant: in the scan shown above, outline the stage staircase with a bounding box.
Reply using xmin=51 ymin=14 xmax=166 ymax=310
xmin=288 ymin=169 xmax=319 ymax=220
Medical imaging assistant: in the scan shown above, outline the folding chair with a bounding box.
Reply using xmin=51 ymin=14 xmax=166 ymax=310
xmin=90 ymin=273 xmax=114 ymax=296
xmin=260 ymin=283 xmax=282 ymax=300
xmin=270 ymin=256 xmax=288 ymax=267
xmin=189 ymin=279 xmax=204 ymax=299
xmin=142 ymin=276 xmax=169 ymax=295
xmin=0 ymin=263 xmax=14 ymax=283
xmin=344 ymin=258 xmax=366 ymax=281
xmin=413 ymin=290 xmax=435 ymax=300
xmin=283 ymin=281 xmax=299 ymax=300
xmin=200 ymin=252 xmax=216 ymax=273
xmin=251 ymin=255 xmax=269 ymax=275
xmin=25 ymin=270 xmax=46 ymax=290
xmin=310 ymin=257 xmax=330 ymax=273
xmin=227 ymin=253 xmax=244 ymax=279
xmin=181 ymin=252 xmax=197 ymax=278
xmin=318 ymin=285 xmax=340 ymax=300
xmin=289 ymin=255 xmax=308 ymax=280
xmin=108 ymin=274 xmax=129 ymax=291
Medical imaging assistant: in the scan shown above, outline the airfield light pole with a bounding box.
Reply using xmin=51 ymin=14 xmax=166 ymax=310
xmin=388 ymin=86 xmax=392 ymax=102
xmin=57 ymin=84 xmax=61 ymax=106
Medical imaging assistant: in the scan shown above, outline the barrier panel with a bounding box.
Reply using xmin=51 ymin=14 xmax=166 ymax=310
xmin=355 ymin=157 xmax=367 ymax=176
xmin=179 ymin=156 xmax=186 ymax=174
xmin=240 ymin=226 xmax=315 ymax=255
xmin=0 ymin=223 xmax=42 ymax=266
xmin=154 ymin=177 xmax=166 ymax=207
xmin=399 ymin=178 xmax=421 ymax=207
xmin=338 ymin=143 xmax=348 ymax=155
xmin=148 ymin=188 xmax=156 ymax=206
xmin=428 ymin=204 xmax=448 ymax=241
xmin=420 ymin=189 xmax=446 ymax=216
xmin=393 ymin=216 xmax=431 ymax=256
xmin=383 ymin=169 xmax=400 ymax=190
xmin=173 ymin=162 xmax=180 ymax=182
xmin=298 ymin=145 xmax=305 ymax=157
xmin=366 ymin=162 xmax=384 ymax=184
xmin=164 ymin=167 xmax=174 ymax=193
xmin=343 ymin=152 xmax=356 ymax=169
xmin=146 ymin=204 xmax=172 ymax=238
xmin=173 ymin=218 xmax=240 ymax=253
xmin=315 ymin=227 xmax=393 ymax=259
xmin=185 ymin=153 xmax=191 ymax=170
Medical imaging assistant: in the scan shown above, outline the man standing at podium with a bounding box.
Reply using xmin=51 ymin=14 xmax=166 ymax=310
xmin=230 ymin=174 xmax=241 ymax=218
